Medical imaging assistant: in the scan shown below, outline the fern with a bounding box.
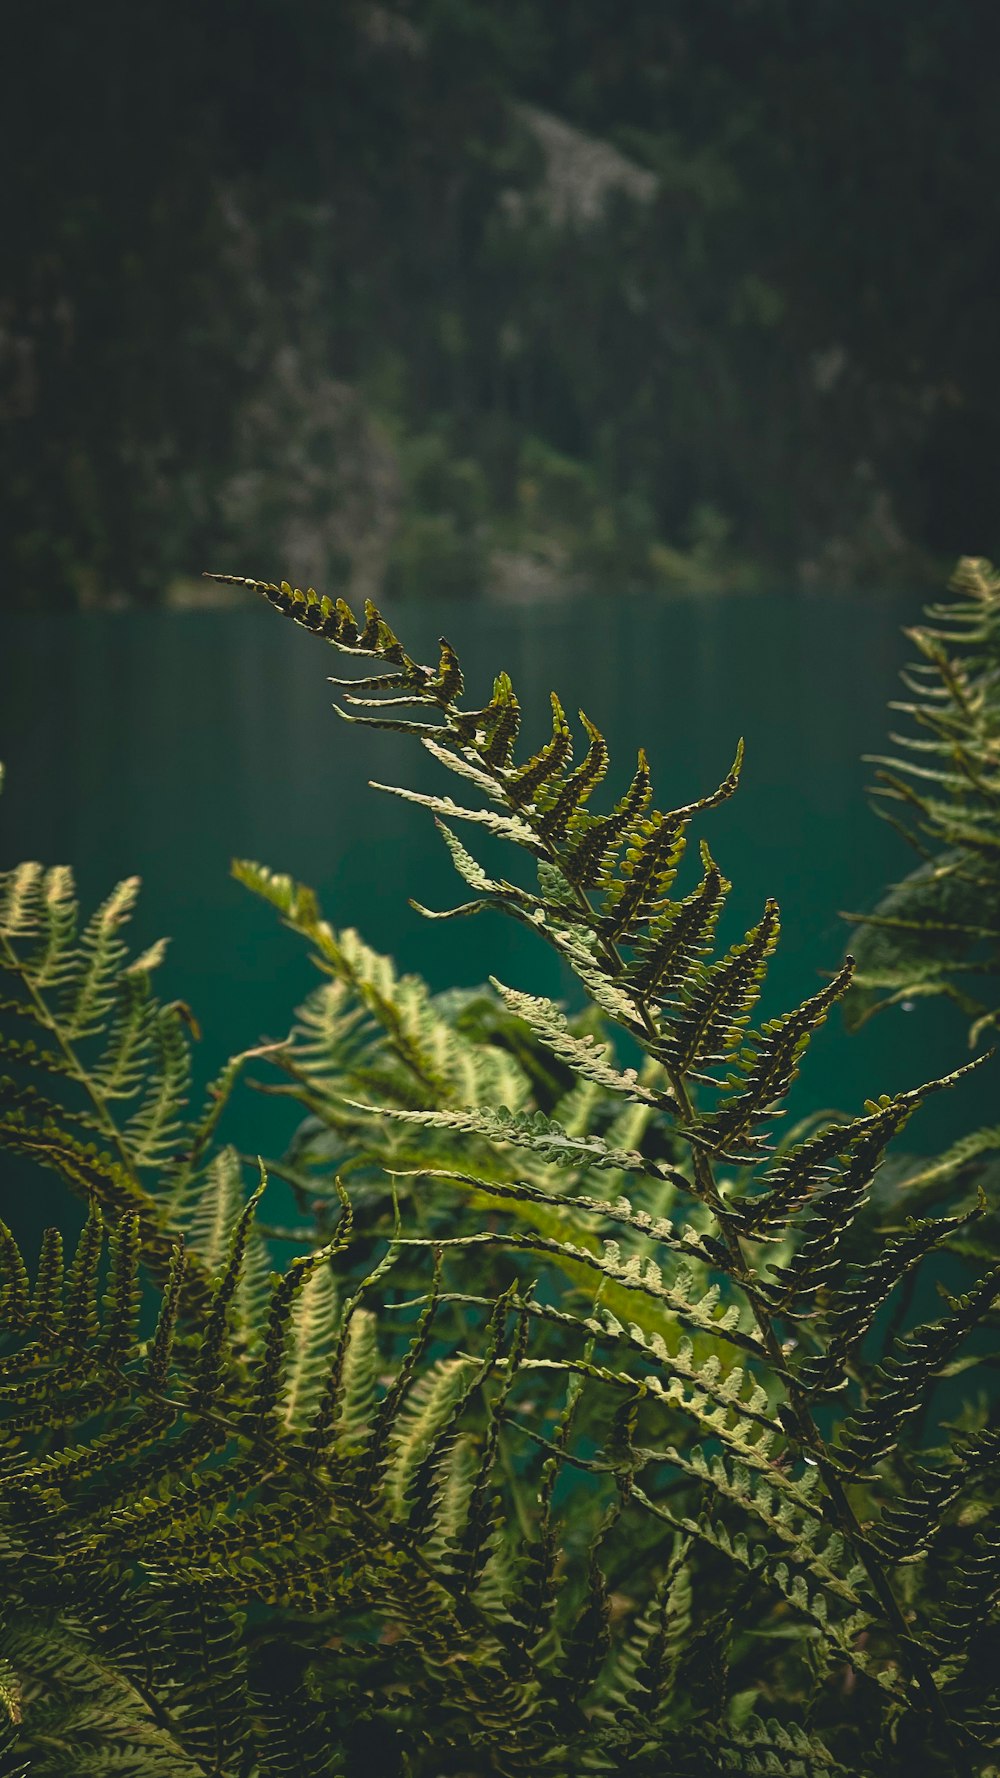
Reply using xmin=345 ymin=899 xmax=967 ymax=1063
xmin=213 ymin=571 xmax=999 ymax=1767
xmin=844 ymin=555 xmax=1000 ymax=1045
xmin=1 ymin=567 xmax=998 ymax=1775
xmin=0 ymin=860 xmax=273 ymax=1322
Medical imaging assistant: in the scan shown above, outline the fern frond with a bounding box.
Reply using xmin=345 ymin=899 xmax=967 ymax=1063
xmin=871 ymin=1423 xmax=1000 ymax=1563
xmin=28 ymin=1224 xmax=64 ymax=1341
xmin=602 ymin=1533 xmax=692 ymax=1725
xmin=281 ymin=1261 xmax=340 ymax=1433
xmin=0 ymin=1219 xmax=30 ymax=1331
xmin=797 ymin=1192 xmax=985 ymax=1393
xmin=405 ymin=1167 xmax=715 ymax=1265
xmin=247 ymin=1241 xmax=341 ymax=1438
xmin=562 ymin=748 xmax=654 ymax=889
xmin=371 ymin=778 xmax=544 ymax=851
xmin=100 ymin=1210 xmax=141 ymax=1373
xmin=455 ymin=1303 xmax=530 ymax=1593
xmin=558 ymin=1492 xmax=621 ymax=1704
xmin=708 ymin=1714 xmax=850 ymax=1777
xmin=624 ymin=841 xmax=729 ymax=999
xmin=731 ymin=1057 xmax=975 ymax=1238
xmin=401 ymin=1231 xmax=764 ymax=1359
xmin=123 ymin=1002 xmax=190 ymax=1166
xmin=330 ymin=1306 xmax=380 ymax=1458
xmin=836 ymin=1265 xmax=1000 ymax=1475
xmin=597 ymin=811 xmax=685 ymax=938
xmin=384 ymin=1356 xmax=474 ymax=1521
xmin=6 ymin=565 xmax=997 ymax=1774
xmin=538 ymin=709 xmax=611 ymax=842
xmin=845 ymin=556 xmax=1000 ymax=1050
xmin=61 ymin=877 xmax=142 ymax=1040
xmin=177 ymin=1143 xmax=247 ymax=1274
xmin=404 ymin=1294 xmax=514 ymax=1536
xmin=507 ymin=691 xmax=574 ymax=809
xmin=0 ymin=861 xmax=47 ymax=941
xmin=252 ymin=1675 xmax=341 ymax=1777
xmin=64 ymin=1200 xmax=104 ymax=1354
xmin=193 ymin=1168 xmax=267 ymax=1402
xmin=146 ymin=1239 xmax=186 ymax=1390
xmin=455 ymin=670 xmax=522 ymax=768
xmin=695 ymin=961 xmax=856 ymax=1163
xmin=488 ymin=978 xmax=669 ymax=1106
xmin=362 ymin=1099 xmax=673 ymax=1178
xmin=661 ymin=898 xmax=781 ymax=1073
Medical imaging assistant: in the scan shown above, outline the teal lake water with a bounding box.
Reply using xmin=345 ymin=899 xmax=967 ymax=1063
xmin=1 ymin=591 xmax=993 ymax=1242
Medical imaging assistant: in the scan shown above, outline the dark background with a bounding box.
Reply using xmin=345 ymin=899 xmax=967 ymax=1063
xmin=3 ymin=0 xmax=999 ymax=609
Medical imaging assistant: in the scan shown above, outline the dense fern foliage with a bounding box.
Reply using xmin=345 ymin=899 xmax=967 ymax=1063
xmin=846 ymin=554 xmax=1000 ymax=1043
xmin=1 ymin=571 xmax=999 ymax=1776
xmin=843 ymin=556 xmax=1000 ymax=1270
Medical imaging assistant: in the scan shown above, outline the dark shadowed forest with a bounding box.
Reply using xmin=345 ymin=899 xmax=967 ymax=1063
xmin=3 ymin=0 xmax=1000 ymax=606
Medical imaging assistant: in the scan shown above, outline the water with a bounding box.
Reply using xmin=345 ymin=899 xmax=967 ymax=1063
xmin=0 ymin=590 xmax=992 ymax=1245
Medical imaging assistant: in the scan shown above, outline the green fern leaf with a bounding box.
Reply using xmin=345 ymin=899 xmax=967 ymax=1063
xmin=193 ymin=1168 xmax=267 ymax=1402
xmin=366 ymin=1100 xmax=669 ymax=1177
xmin=836 ymin=1265 xmax=1000 ymax=1475
xmin=600 ymin=810 xmax=688 ymax=941
xmin=330 ymin=1306 xmax=380 ymax=1459
xmin=28 ymin=1224 xmax=64 ymax=1343
xmin=60 ymin=877 xmax=141 ymax=1041
xmin=385 ymin=1355 xmax=474 ymax=1521
xmin=507 ymin=691 xmax=574 ymax=809
xmin=146 ymin=1240 xmax=186 ymax=1391
xmin=662 ymin=899 xmax=781 ymax=1073
xmin=871 ymin=1423 xmax=1000 ymax=1563
xmin=121 ymin=1003 xmax=190 ymax=1166
xmin=624 ymin=842 xmax=729 ymax=1000
xmin=463 ymin=670 xmax=522 ymax=768
xmin=64 ymin=1202 xmax=104 ymax=1354
xmin=761 ymin=1060 xmax=988 ymax=1310
xmin=100 ymin=1210 xmax=141 ymax=1373
xmin=0 ymin=1218 xmax=30 ymax=1330
xmin=371 ymin=779 xmax=543 ymax=851
xmin=562 ymin=749 xmax=653 ymax=889
xmin=488 ymin=979 xmax=668 ymax=1106
xmin=537 ymin=709 xmax=611 ymax=841
xmin=281 ymin=1260 xmax=340 ymax=1434
xmin=798 ymin=1193 xmax=985 ymax=1392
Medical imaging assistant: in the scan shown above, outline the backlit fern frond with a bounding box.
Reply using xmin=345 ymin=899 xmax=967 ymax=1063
xmin=212 ymin=568 xmax=1000 ymax=1773
xmin=0 ymin=866 xmax=181 ymax=1170
xmin=218 ymin=577 xmax=859 ymax=1172
xmin=233 ymin=862 xmax=532 ymax=1113
xmin=0 ymin=856 xmax=299 ymax=1333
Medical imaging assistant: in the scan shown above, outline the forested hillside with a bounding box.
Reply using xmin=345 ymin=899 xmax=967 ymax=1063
xmin=3 ymin=0 xmax=998 ymax=606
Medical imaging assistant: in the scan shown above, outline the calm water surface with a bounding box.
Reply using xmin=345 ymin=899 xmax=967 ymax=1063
xmin=0 ymin=590 xmax=990 ymax=1240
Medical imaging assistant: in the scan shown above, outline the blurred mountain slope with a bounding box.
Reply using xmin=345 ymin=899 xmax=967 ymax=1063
xmin=2 ymin=0 xmax=998 ymax=606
